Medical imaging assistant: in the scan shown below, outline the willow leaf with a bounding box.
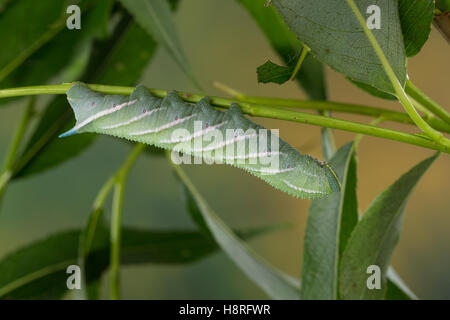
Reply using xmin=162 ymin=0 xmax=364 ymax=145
xmin=12 ymin=1 xmax=182 ymax=178
xmin=0 ymin=0 xmax=66 ymax=82
xmin=301 ymin=142 xmax=357 ymax=299
xmin=350 ymin=79 xmax=397 ymax=101
xmin=61 ymin=83 xmax=340 ymax=199
xmin=12 ymin=17 xmax=158 ymax=179
xmin=399 ymin=0 xmax=434 ymax=57
xmin=119 ymin=0 xmax=200 ymax=89
xmin=257 ymin=60 xmax=294 ymax=85
xmin=436 ymin=0 xmax=450 ymax=11
xmin=272 ymin=0 xmax=406 ymax=95
xmin=171 ymin=162 xmax=301 ymax=299
xmin=237 ymin=0 xmax=335 ymax=160
xmin=348 ymin=0 xmax=434 ymax=99
xmin=0 ymin=224 xmax=273 ymax=300
xmin=11 ymin=1 xmax=115 ymax=179
xmin=0 ymin=0 xmax=111 ymax=98
xmin=237 ymin=0 xmax=326 ymax=100
xmin=301 ymin=142 xmax=416 ymax=300
xmin=339 ymin=153 xmax=438 ymax=300
xmin=386 ymin=267 xmax=417 ymax=300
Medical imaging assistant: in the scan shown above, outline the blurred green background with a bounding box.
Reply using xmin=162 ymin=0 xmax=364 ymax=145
xmin=0 ymin=0 xmax=449 ymax=299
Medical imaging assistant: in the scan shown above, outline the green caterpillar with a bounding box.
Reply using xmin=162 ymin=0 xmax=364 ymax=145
xmin=61 ymin=83 xmax=340 ymax=198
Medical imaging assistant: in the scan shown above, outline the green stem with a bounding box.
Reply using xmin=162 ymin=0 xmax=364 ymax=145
xmin=345 ymin=0 xmax=450 ymax=149
xmin=0 ymin=84 xmax=449 ymax=153
xmin=1 ymin=84 xmax=449 ymax=133
xmin=405 ymin=80 xmax=450 ymax=125
xmin=0 ymin=98 xmax=34 ymax=199
xmin=82 ymin=175 xmax=116 ymax=257
xmin=213 ymin=82 xmax=339 ymax=159
xmin=0 ymin=83 xmax=133 ymax=98
xmin=110 ymin=181 xmax=124 ymax=300
xmin=409 ymin=96 xmax=434 ymax=119
xmin=109 ymin=144 xmax=144 ymax=300
xmin=354 ymin=117 xmax=385 ymax=151
xmin=289 ymin=45 xmax=310 ymax=81
xmin=213 ymin=82 xmax=450 ymax=133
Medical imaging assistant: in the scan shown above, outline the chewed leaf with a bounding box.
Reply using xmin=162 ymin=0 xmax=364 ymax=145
xmin=257 ymin=60 xmax=294 ymax=85
xmin=272 ymin=0 xmax=406 ymax=95
xmin=61 ymin=83 xmax=340 ymax=199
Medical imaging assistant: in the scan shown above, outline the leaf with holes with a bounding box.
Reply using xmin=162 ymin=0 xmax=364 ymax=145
xmin=257 ymin=60 xmax=294 ymax=85
xmin=272 ymin=0 xmax=406 ymax=95
xmin=238 ymin=0 xmax=327 ymax=100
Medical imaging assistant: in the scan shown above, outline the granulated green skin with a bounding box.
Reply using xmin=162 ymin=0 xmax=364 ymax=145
xmin=61 ymin=83 xmax=340 ymax=199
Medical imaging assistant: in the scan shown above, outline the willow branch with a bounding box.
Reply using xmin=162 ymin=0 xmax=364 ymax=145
xmin=0 ymin=84 xmax=449 ymax=153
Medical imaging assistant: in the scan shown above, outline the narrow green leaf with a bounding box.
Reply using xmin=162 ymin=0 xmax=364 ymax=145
xmin=119 ymin=0 xmax=201 ymax=89
xmin=257 ymin=60 xmax=294 ymax=85
xmin=0 ymin=231 xmax=80 ymax=299
xmin=399 ymin=0 xmax=434 ymax=57
xmin=301 ymin=142 xmax=358 ymax=299
xmin=12 ymin=19 xmax=158 ymax=179
xmin=272 ymin=0 xmax=406 ymax=95
xmin=88 ymin=22 xmax=157 ymax=85
xmin=0 ymin=225 xmax=277 ymax=299
xmin=0 ymin=0 xmax=112 ymax=98
xmin=12 ymin=97 xmax=96 ymax=179
xmin=301 ymin=143 xmax=417 ymax=300
xmin=237 ymin=0 xmax=326 ymax=100
xmin=7 ymin=1 xmax=115 ymax=178
xmin=0 ymin=0 xmax=66 ymax=82
xmin=436 ymin=0 xmax=450 ymax=12
xmin=9 ymin=1 xmax=182 ymax=179
xmin=339 ymin=153 xmax=439 ymax=300
xmin=171 ymin=162 xmax=301 ymax=299
xmin=386 ymin=268 xmax=417 ymax=300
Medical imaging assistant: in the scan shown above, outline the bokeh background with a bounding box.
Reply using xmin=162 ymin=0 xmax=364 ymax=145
xmin=0 ymin=0 xmax=449 ymax=299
